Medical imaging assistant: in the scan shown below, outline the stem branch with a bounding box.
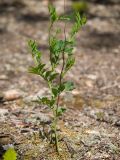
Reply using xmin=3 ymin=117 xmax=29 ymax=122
xmin=56 ymin=0 xmax=66 ymax=114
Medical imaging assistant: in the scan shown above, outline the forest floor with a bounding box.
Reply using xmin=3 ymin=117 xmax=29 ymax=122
xmin=0 ymin=0 xmax=120 ymax=159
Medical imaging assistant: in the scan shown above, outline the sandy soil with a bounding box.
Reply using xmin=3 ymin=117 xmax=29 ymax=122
xmin=0 ymin=0 xmax=120 ymax=159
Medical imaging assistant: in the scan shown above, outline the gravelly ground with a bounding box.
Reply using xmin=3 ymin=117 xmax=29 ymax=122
xmin=0 ymin=0 xmax=120 ymax=159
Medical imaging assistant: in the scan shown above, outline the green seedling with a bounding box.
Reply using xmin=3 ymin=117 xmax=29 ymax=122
xmin=28 ymin=1 xmax=86 ymax=153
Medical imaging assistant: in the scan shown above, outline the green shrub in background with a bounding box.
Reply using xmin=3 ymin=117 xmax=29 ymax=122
xmin=28 ymin=2 xmax=86 ymax=153
xmin=72 ymin=1 xmax=88 ymax=14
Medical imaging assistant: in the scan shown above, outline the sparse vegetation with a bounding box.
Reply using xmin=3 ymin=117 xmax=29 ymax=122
xmin=0 ymin=0 xmax=120 ymax=159
xmin=28 ymin=2 xmax=86 ymax=153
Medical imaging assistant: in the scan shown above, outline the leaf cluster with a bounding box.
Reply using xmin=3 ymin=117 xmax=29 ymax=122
xmin=28 ymin=5 xmax=86 ymax=116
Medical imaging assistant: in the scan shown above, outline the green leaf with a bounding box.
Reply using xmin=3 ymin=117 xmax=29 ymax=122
xmin=66 ymin=57 xmax=75 ymax=68
xmin=58 ymin=84 xmax=65 ymax=93
xmin=49 ymin=73 xmax=59 ymax=81
xmin=44 ymin=71 xmax=52 ymax=80
xmin=64 ymin=81 xmax=75 ymax=91
xmin=52 ymin=83 xmax=66 ymax=97
xmin=49 ymin=99 xmax=55 ymax=107
xmin=28 ymin=40 xmax=41 ymax=63
xmin=55 ymin=40 xmax=65 ymax=53
xmin=3 ymin=148 xmax=17 ymax=160
xmin=51 ymin=56 xmax=58 ymax=65
xmin=50 ymin=39 xmax=65 ymax=56
xmin=56 ymin=28 xmax=61 ymax=34
xmin=29 ymin=63 xmax=46 ymax=76
xmin=59 ymin=15 xmax=71 ymax=21
xmin=71 ymin=12 xmax=87 ymax=37
xmin=34 ymin=96 xmax=55 ymax=108
xmin=50 ymin=38 xmax=67 ymax=66
xmin=63 ymin=57 xmax=75 ymax=75
xmin=81 ymin=15 xmax=87 ymax=25
xmin=39 ymin=64 xmax=46 ymax=70
xmin=57 ymin=107 xmax=66 ymax=116
xmin=64 ymin=47 xmax=73 ymax=55
xmin=40 ymin=68 xmax=46 ymax=74
xmin=28 ymin=66 xmax=39 ymax=75
xmin=37 ymin=97 xmax=50 ymax=105
xmin=48 ymin=5 xmax=58 ymax=23
xmin=64 ymin=40 xmax=74 ymax=55
xmin=52 ymin=87 xmax=58 ymax=97
xmin=49 ymin=37 xmax=59 ymax=64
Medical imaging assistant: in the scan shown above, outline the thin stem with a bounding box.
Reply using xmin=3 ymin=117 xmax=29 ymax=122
xmin=54 ymin=0 xmax=66 ymax=152
xmin=48 ymin=0 xmax=66 ymax=154
xmin=49 ymin=23 xmax=53 ymax=69
xmin=48 ymin=21 xmax=59 ymax=151
xmin=56 ymin=0 xmax=66 ymax=114
xmin=54 ymin=116 xmax=59 ymax=153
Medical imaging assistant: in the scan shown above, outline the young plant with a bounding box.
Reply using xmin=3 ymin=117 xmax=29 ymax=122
xmin=28 ymin=1 xmax=86 ymax=153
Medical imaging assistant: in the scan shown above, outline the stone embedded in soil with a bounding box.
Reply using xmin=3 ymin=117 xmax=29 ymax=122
xmin=24 ymin=113 xmax=51 ymax=125
xmin=33 ymin=113 xmax=51 ymax=124
xmin=3 ymin=89 xmax=22 ymax=101
xmin=2 ymin=144 xmax=14 ymax=151
xmin=81 ymin=135 xmax=101 ymax=147
xmin=20 ymin=128 xmax=33 ymax=133
xmin=85 ymin=79 xmax=94 ymax=88
xmin=0 ymin=134 xmax=12 ymax=145
xmin=0 ymin=93 xmax=4 ymax=103
xmin=0 ymin=75 xmax=8 ymax=80
xmin=0 ymin=109 xmax=9 ymax=117
xmin=24 ymin=118 xmax=36 ymax=124
xmin=115 ymin=120 xmax=120 ymax=127
xmin=23 ymin=88 xmax=49 ymax=103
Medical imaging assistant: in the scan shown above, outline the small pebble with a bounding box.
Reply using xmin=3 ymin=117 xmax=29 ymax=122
xmin=3 ymin=89 xmax=22 ymax=101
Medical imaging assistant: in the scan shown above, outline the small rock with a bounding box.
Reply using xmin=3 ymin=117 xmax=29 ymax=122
xmin=24 ymin=88 xmax=49 ymax=103
xmin=0 ymin=109 xmax=9 ymax=117
xmin=0 ymin=75 xmax=8 ymax=80
xmin=24 ymin=113 xmax=51 ymax=124
xmin=0 ymin=134 xmax=12 ymax=145
xmin=24 ymin=118 xmax=37 ymax=124
xmin=85 ymin=79 xmax=94 ymax=88
xmin=20 ymin=128 xmax=32 ymax=133
xmin=35 ymin=113 xmax=51 ymax=124
xmin=115 ymin=120 xmax=120 ymax=127
xmin=85 ymin=130 xmax=100 ymax=137
xmin=86 ymin=74 xmax=97 ymax=80
xmin=3 ymin=144 xmax=14 ymax=150
xmin=0 ymin=93 xmax=4 ymax=103
xmin=3 ymin=89 xmax=22 ymax=101
xmin=72 ymin=90 xmax=80 ymax=95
